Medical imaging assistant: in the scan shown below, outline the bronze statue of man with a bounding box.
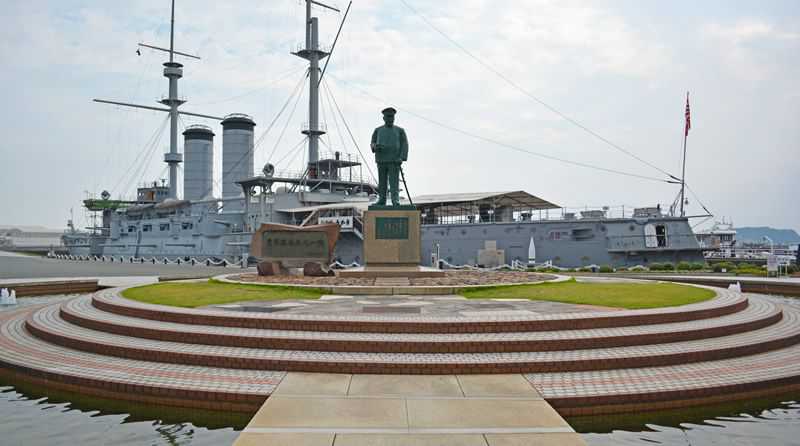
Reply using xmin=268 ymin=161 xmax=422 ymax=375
xmin=370 ymin=107 xmax=408 ymax=206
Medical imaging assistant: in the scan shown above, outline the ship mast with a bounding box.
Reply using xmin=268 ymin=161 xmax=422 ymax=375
xmin=164 ymin=0 xmax=182 ymax=200
xmin=93 ymin=0 xmax=222 ymax=200
xmin=294 ymin=0 xmax=339 ymax=176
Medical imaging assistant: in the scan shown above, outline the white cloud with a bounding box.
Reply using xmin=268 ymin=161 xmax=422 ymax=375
xmin=0 ymin=1 xmax=798 ymax=231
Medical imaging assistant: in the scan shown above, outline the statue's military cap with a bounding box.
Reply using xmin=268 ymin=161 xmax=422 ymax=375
xmin=381 ymin=107 xmax=397 ymax=116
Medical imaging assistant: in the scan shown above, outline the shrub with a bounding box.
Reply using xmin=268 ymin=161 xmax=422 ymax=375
xmin=578 ymin=267 xmax=593 ymax=272
xmin=712 ymin=262 xmax=736 ymax=273
xmin=736 ymin=267 xmax=766 ymax=277
xmin=787 ymin=264 xmax=798 ymax=274
xmin=649 ymin=262 xmax=675 ymax=271
xmin=598 ymin=265 xmax=613 ymax=273
xmin=539 ymin=267 xmax=561 ymax=273
xmin=690 ymin=262 xmax=706 ymax=271
xmin=737 ymin=262 xmax=755 ymax=270
xmin=676 ymin=261 xmax=692 ymax=271
xmin=616 ymin=267 xmax=629 ymax=272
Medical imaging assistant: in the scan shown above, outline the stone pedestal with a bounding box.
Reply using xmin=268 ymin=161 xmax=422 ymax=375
xmin=364 ymin=208 xmax=421 ymax=267
xmin=340 ymin=207 xmax=444 ymax=278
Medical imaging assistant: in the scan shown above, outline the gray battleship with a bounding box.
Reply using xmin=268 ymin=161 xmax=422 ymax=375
xmin=62 ymin=1 xmax=704 ymax=269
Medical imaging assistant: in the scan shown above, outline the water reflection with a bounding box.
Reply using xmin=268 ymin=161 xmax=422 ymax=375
xmin=0 ymin=384 xmax=243 ymax=446
xmin=579 ymin=398 xmax=800 ymax=445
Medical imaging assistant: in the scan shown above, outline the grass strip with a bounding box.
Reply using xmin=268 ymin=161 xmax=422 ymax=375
xmin=121 ymin=279 xmax=325 ymax=308
xmin=458 ymin=278 xmax=716 ymax=309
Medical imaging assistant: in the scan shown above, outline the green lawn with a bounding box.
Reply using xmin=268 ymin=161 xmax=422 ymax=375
xmin=121 ymin=278 xmax=716 ymax=310
xmin=121 ymin=280 xmax=325 ymax=308
xmin=458 ymin=279 xmax=716 ymax=309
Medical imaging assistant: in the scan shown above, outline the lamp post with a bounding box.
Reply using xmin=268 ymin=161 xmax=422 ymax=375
xmin=763 ymin=236 xmax=774 ymax=255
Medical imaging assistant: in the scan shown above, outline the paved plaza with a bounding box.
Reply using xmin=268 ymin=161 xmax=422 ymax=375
xmin=234 ymin=373 xmax=585 ymax=446
xmin=1 ymin=274 xmax=799 ymax=445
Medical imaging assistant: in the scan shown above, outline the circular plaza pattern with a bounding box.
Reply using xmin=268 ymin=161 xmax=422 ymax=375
xmin=0 ymin=276 xmax=799 ymax=417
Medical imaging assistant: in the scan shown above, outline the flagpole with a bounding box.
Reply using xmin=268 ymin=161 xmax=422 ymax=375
xmin=680 ymin=91 xmax=689 ymax=217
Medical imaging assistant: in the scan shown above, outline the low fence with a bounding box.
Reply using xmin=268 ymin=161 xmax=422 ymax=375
xmin=48 ymin=253 xmax=248 ymax=268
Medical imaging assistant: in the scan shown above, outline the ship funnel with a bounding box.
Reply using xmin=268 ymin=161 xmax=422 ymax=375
xmin=182 ymin=124 xmax=215 ymax=201
xmin=221 ymin=114 xmax=256 ymax=209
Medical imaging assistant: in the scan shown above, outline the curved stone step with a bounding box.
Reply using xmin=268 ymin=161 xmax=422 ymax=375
xmin=61 ymin=295 xmax=781 ymax=353
xmin=0 ymin=306 xmax=283 ymax=412
xmin=6 ymin=300 xmax=799 ymax=417
xmin=91 ymin=287 xmax=748 ymax=334
xmin=26 ymin=300 xmax=800 ymax=374
xmin=528 ymin=323 xmax=800 ymax=415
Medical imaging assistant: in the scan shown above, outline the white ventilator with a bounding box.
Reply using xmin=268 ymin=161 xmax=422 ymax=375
xmin=0 ymin=288 xmax=14 ymax=305
xmin=528 ymin=236 xmax=536 ymax=264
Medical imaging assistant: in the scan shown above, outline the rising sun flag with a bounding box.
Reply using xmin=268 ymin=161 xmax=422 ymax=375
xmin=685 ymin=92 xmax=691 ymax=136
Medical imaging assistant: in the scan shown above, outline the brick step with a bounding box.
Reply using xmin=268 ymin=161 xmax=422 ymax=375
xmin=529 ymin=330 xmax=800 ymax=416
xmin=60 ymin=295 xmax=781 ymax=353
xmin=91 ymin=288 xmax=748 ymax=333
xmin=25 ymin=300 xmax=800 ymax=374
xmin=0 ymin=306 xmax=282 ymax=412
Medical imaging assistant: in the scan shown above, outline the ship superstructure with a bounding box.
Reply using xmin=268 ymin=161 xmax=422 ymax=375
xmin=63 ymin=1 xmax=705 ymax=268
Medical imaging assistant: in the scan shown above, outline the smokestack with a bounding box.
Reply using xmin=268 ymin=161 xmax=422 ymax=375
xmin=221 ymin=114 xmax=256 ymax=208
xmin=182 ymin=124 xmax=214 ymax=201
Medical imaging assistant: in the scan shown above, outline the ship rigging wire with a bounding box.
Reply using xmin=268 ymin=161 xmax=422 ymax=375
xmin=685 ymin=183 xmax=713 ymax=216
xmin=110 ymin=115 xmax=169 ymax=197
xmin=321 ymin=78 xmax=377 ymax=184
xmin=327 ymin=74 xmax=668 ymax=184
xmin=321 ymin=78 xmax=351 ymax=158
xmin=129 ymin=118 xmax=170 ymax=198
xmin=195 ymin=71 xmax=308 ymax=200
xmin=192 ymin=65 xmax=304 ymax=106
xmin=275 ymin=137 xmax=309 ymax=169
xmin=398 ymin=0 xmax=680 ymax=182
xmin=98 ymin=51 xmax=156 ymax=194
xmin=265 ymin=73 xmax=308 ymax=165
xmin=98 ymin=25 xmax=164 ymax=196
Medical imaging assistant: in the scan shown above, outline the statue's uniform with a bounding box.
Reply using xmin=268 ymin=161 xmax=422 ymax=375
xmin=371 ymin=124 xmax=408 ymax=205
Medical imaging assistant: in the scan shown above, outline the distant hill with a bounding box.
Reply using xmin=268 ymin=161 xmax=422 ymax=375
xmin=736 ymin=227 xmax=800 ymax=244
xmin=0 ymin=225 xmax=61 ymax=232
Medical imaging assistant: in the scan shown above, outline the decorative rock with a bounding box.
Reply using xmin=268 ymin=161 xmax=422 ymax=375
xmin=303 ymin=261 xmax=335 ymax=277
xmin=257 ymin=261 xmax=285 ymax=276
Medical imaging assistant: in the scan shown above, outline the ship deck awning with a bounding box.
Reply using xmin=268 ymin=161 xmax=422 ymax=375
xmin=275 ymin=191 xmax=559 ymax=217
xmin=413 ymin=191 xmax=560 ymax=216
xmin=236 ymin=175 xmax=377 ymax=193
xmin=277 ymin=201 xmax=372 ymax=214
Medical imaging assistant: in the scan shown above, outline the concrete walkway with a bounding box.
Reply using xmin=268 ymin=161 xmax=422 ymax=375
xmin=233 ymin=373 xmax=585 ymax=446
xmin=623 ymin=274 xmax=800 ymax=296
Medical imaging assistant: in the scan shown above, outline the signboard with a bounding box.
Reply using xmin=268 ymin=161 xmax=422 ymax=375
xmin=375 ymin=217 xmax=409 ymax=240
xmin=262 ymin=230 xmax=329 ymax=261
xmin=319 ymin=215 xmax=353 ymax=229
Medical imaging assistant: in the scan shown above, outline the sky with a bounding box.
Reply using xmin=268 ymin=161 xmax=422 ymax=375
xmin=0 ymin=0 xmax=798 ymax=232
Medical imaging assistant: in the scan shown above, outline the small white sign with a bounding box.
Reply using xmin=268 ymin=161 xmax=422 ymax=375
xmin=767 ymin=255 xmax=778 ymax=273
xmin=319 ymin=215 xmax=354 ymax=229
